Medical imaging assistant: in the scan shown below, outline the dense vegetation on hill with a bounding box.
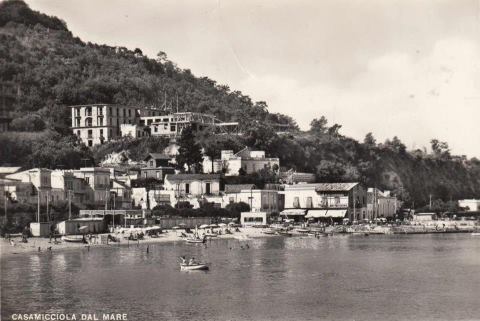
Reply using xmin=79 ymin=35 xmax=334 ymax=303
xmin=1 ymin=0 xmax=480 ymax=208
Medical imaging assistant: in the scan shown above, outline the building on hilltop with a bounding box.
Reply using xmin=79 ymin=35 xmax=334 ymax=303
xmin=70 ymin=104 xmax=238 ymax=147
xmin=70 ymin=104 xmax=162 ymax=147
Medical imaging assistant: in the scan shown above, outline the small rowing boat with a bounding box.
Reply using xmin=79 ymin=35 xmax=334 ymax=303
xmin=471 ymin=232 xmax=480 ymax=236
xmin=262 ymin=230 xmax=276 ymax=235
xmin=61 ymin=236 xmax=85 ymax=243
xmin=180 ymin=263 xmax=209 ymax=271
xmin=185 ymin=237 xmax=206 ymax=243
xmin=277 ymin=231 xmax=293 ymax=237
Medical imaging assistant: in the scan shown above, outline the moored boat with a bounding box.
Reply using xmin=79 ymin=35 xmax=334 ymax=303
xmin=471 ymin=232 xmax=480 ymax=236
xmin=62 ymin=236 xmax=85 ymax=243
xmin=185 ymin=237 xmax=206 ymax=243
xmin=277 ymin=230 xmax=293 ymax=237
xmin=180 ymin=263 xmax=209 ymax=271
xmin=262 ymin=229 xmax=276 ymax=235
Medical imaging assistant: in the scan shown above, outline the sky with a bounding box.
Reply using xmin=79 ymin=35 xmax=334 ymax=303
xmin=26 ymin=0 xmax=480 ymax=157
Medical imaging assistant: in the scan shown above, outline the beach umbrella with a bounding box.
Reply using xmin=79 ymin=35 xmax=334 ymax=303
xmin=208 ymin=224 xmax=219 ymax=228
xmin=172 ymin=226 xmax=180 ymax=230
xmin=218 ymin=223 xmax=227 ymax=227
xmin=79 ymin=226 xmax=88 ymax=231
xmin=199 ymin=224 xmax=209 ymax=229
xmin=178 ymin=223 xmax=187 ymax=227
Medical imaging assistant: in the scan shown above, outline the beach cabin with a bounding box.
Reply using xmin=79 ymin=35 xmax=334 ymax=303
xmin=241 ymin=211 xmax=268 ymax=226
xmin=57 ymin=217 xmax=105 ymax=235
xmin=413 ymin=212 xmax=436 ymax=222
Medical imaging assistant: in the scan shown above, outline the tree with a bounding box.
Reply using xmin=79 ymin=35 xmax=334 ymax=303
xmin=10 ymin=114 xmax=46 ymax=131
xmin=176 ymin=126 xmax=203 ymax=173
xmin=327 ymin=124 xmax=342 ymax=136
xmin=363 ymin=132 xmax=376 ymax=148
xmin=310 ymin=116 xmax=328 ymax=134
xmin=226 ymin=202 xmax=250 ymax=218
xmin=430 ymin=139 xmax=451 ymax=159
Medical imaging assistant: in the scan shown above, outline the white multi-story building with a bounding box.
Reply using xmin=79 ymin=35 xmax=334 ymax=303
xmin=281 ymin=182 xmax=367 ymax=222
xmin=70 ymin=104 xmax=162 ymax=147
xmin=71 ymin=105 xmax=238 ymax=147
xmin=203 ymin=148 xmax=280 ymax=176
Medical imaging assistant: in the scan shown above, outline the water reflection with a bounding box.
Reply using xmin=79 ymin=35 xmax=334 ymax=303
xmin=2 ymin=234 xmax=480 ymax=321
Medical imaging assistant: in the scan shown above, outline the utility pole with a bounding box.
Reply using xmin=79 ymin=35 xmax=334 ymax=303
xmin=4 ymin=191 xmax=7 ymax=221
xmin=46 ymin=191 xmax=50 ymax=222
xmin=353 ymin=188 xmax=356 ymax=223
xmin=113 ymin=193 xmax=116 ymax=229
xmin=68 ymin=190 xmax=72 ymax=220
xmin=37 ymin=191 xmax=40 ymax=223
xmin=429 ymin=194 xmax=432 ymax=210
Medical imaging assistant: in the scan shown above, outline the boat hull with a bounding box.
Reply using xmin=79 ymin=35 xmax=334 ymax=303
xmin=180 ymin=264 xmax=209 ymax=271
xmin=61 ymin=236 xmax=85 ymax=243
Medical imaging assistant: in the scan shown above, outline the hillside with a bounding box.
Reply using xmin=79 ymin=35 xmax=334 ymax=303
xmin=1 ymin=0 xmax=480 ymax=208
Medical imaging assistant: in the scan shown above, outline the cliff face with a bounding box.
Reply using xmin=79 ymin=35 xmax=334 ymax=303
xmin=1 ymin=0 xmax=479 ymax=207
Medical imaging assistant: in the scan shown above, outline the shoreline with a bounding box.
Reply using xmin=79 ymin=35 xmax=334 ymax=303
xmin=1 ymin=225 xmax=478 ymax=259
xmin=0 ymin=227 xmax=271 ymax=258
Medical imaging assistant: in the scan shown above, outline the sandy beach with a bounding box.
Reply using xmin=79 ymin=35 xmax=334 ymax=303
xmin=0 ymin=227 xmax=272 ymax=258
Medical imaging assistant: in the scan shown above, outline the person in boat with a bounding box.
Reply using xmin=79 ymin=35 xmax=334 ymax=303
xmin=180 ymin=256 xmax=187 ymax=265
xmin=188 ymin=257 xmax=196 ymax=266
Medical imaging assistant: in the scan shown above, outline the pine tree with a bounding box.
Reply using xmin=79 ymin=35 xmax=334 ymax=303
xmin=176 ymin=126 xmax=203 ymax=173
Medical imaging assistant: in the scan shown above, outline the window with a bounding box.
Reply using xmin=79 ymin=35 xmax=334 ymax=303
xmin=85 ymin=107 xmax=92 ymax=116
xmin=154 ymin=126 xmax=158 ymax=132
xmin=128 ymin=109 xmax=131 ymax=117
xmin=150 ymin=160 xmax=154 ymax=167
xmin=98 ymin=118 xmax=103 ymax=126
xmin=85 ymin=177 xmax=90 ymax=184
xmin=206 ymin=183 xmax=211 ymax=194
xmin=170 ymin=125 xmax=176 ymax=132
xmin=156 ymin=171 xmax=161 ymax=179
xmin=229 ymin=197 xmax=234 ymax=204
xmin=322 ymin=196 xmax=328 ymax=206
xmin=123 ymin=109 xmax=126 ymax=117
xmin=335 ymin=196 xmax=340 ymax=205
xmin=87 ymin=129 xmax=92 ymax=138
xmin=100 ymin=129 xmax=103 ymax=137
xmin=88 ymin=140 xmax=92 ymax=147
xmin=109 ymin=107 xmax=112 ymax=115
xmin=185 ymin=183 xmax=190 ymax=194
xmin=306 ymin=197 xmax=313 ymax=208
xmin=85 ymin=118 xmax=92 ymax=126
xmin=77 ymin=130 xmax=80 ymax=136
xmin=293 ymin=197 xmax=300 ymax=208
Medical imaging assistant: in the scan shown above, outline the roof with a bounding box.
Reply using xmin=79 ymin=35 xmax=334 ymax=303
xmin=0 ymin=167 xmax=21 ymax=175
xmin=166 ymin=174 xmax=221 ymax=182
xmin=144 ymin=153 xmax=171 ymax=161
xmin=314 ymin=183 xmax=359 ymax=192
xmin=225 ymin=184 xmax=256 ymax=193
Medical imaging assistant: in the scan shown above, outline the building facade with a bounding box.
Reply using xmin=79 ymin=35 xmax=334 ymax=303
xmin=70 ymin=104 xmax=162 ymax=147
xmin=203 ymin=148 xmax=280 ymax=176
xmin=458 ymin=199 xmax=480 ymax=212
xmin=282 ymin=182 xmax=367 ymax=221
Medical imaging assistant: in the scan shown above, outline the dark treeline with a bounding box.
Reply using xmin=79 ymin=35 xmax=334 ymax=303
xmin=1 ymin=0 xmax=480 ymax=208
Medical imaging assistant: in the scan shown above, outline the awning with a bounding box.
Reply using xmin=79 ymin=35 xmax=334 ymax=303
xmin=305 ymin=210 xmax=328 ymax=218
xmin=326 ymin=209 xmax=347 ymax=218
xmin=280 ymin=209 xmax=306 ymax=216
